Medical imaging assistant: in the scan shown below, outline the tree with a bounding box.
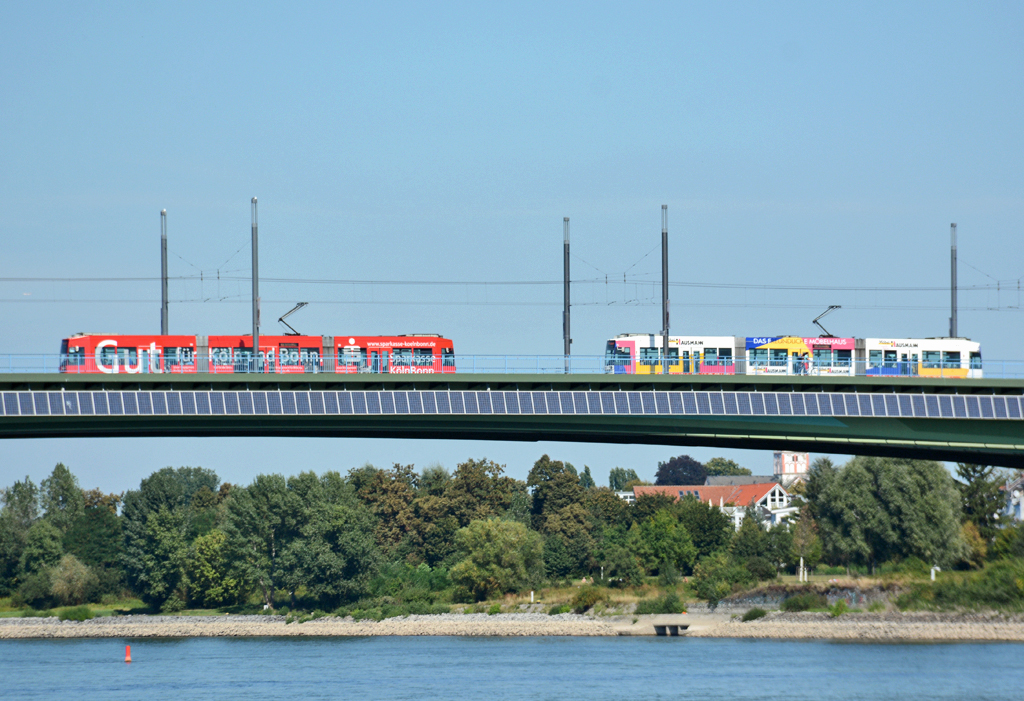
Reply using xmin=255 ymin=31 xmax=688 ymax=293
xmin=224 ymin=473 xmax=299 ymax=609
xmin=803 ymin=457 xmax=837 ymax=520
xmin=64 ymin=505 xmax=122 ymax=569
xmin=351 ymin=463 xmax=418 ymax=553
xmin=789 ymin=505 xmax=822 ymax=570
xmin=608 ymin=468 xmax=640 ymax=491
xmin=0 ymin=477 xmax=40 ymax=594
xmin=282 ymin=498 xmax=379 ymax=607
xmin=599 ymin=543 xmax=644 ymax=587
xmin=527 ymin=455 xmax=584 ymax=530
xmin=450 ymin=518 xmax=543 ymax=601
xmin=628 ymin=510 xmax=697 ymax=574
xmin=730 ymin=512 xmax=767 ymax=560
xmin=138 ymin=506 xmax=188 ymax=609
xmin=675 ymin=496 xmax=733 ymax=560
xmin=82 ymin=489 xmax=122 ymax=513
xmin=121 ymin=467 xmax=219 ymax=606
xmin=186 ymin=530 xmax=244 ymax=607
xmin=444 ymin=458 xmax=521 ymax=527
xmin=541 ymin=502 xmax=594 ymax=577
xmin=691 ymin=552 xmax=753 ymax=606
xmin=418 ymin=464 xmax=451 ymax=497
xmin=960 ymin=522 xmax=987 ymax=569
xmin=955 ymin=464 xmax=1007 ymax=541
xmin=40 ymin=463 xmax=84 ymax=533
xmin=19 ymin=520 xmax=63 ymax=576
xmin=579 ymin=466 xmax=596 ymax=490
xmin=50 ymin=554 xmax=95 ymax=606
xmin=705 ymin=458 xmax=752 ymax=477
xmin=655 ymin=455 xmax=706 ymax=485
xmin=811 ymin=457 xmax=966 ymax=569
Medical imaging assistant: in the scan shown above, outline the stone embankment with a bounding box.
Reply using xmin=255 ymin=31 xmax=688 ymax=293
xmin=5 ymin=610 xmax=1024 ymax=641
xmin=0 ymin=613 xmax=617 ymax=639
xmin=690 ymin=611 xmax=1024 ymax=641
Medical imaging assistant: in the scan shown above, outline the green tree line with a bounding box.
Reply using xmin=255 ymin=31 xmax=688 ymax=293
xmin=0 ymin=454 xmax=1017 ymax=612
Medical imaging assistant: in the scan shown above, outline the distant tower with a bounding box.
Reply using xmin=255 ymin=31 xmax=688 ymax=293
xmin=950 ymin=223 xmax=958 ymax=338
xmin=160 ymin=210 xmax=168 ymax=335
xmin=773 ymin=451 xmax=809 ymax=488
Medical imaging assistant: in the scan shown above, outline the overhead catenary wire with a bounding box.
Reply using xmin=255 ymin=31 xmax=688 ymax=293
xmin=0 ymin=275 xmax=1017 ymax=293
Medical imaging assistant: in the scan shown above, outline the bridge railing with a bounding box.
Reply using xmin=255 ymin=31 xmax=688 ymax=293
xmin=2 ymin=354 xmax=1023 ymax=378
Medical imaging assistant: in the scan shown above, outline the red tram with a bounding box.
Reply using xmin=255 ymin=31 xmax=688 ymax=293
xmin=59 ymin=333 xmax=456 ymax=374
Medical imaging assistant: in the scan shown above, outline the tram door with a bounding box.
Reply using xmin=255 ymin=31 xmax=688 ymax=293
xmin=680 ymin=351 xmax=701 ymax=374
xmin=370 ymin=349 xmax=389 ymax=373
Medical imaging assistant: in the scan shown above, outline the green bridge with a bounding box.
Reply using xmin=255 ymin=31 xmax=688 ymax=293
xmin=2 ymin=373 xmax=1023 ymax=468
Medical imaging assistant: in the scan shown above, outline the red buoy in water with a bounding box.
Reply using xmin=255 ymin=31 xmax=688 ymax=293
xmin=125 ymin=645 xmax=132 ymax=663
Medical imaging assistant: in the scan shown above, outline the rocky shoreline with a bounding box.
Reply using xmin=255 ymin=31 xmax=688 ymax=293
xmin=3 ymin=611 xmax=1024 ymax=641
xmin=0 ymin=613 xmax=617 ymax=639
xmin=688 ymin=611 xmax=1024 ymax=642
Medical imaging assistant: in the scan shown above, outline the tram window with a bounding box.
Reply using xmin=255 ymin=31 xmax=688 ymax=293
xmin=943 ymin=351 xmax=961 ymax=368
xmin=770 ymin=349 xmax=788 ymax=366
xmin=605 ymin=342 xmax=631 ymax=365
xmin=704 ymin=348 xmax=718 ymax=366
xmin=392 ymin=348 xmax=412 ymax=366
xmin=813 ymin=348 xmax=832 ymax=367
xmin=118 ymin=348 xmax=138 ymax=366
xmin=340 ymin=346 xmax=362 ymax=366
xmin=99 ymin=345 xmax=118 ymax=368
xmin=640 ymin=348 xmax=662 ymax=366
xmin=64 ymin=346 xmax=84 ymax=367
xmin=869 ymin=350 xmax=882 ymax=367
xmin=718 ymin=348 xmax=732 ymax=362
xmin=922 ymin=351 xmax=941 ymax=368
xmin=970 ymin=351 xmax=982 ymax=369
xmin=750 ymin=348 xmax=768 ymax=367
xmin=280 ymin=343 xmax=301 ymax=366
xmin=164 ymin=348 xmax=195 ymax=369
xmin=835 ymin=350 xmax=852 ymax=367
xmin=210 ymin=348 xmax=232 ymax=365
xmin=413 ymin=348 xmax=434 ymax=366
xmin=442 ymin=347 xmax=455 ymax=367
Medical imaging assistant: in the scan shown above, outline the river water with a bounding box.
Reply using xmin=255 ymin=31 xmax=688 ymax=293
xmin=2 ymin=637 xmax=1020 ymax=700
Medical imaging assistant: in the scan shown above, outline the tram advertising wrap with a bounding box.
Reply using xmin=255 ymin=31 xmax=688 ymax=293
xmin=745 ymin=336 xmax=855 ymax=376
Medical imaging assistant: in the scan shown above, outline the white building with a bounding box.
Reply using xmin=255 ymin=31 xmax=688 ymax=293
xmin=773 ymin=451 xmax=809 ymax=488
xmin=1005 ymin=473 xmax=1024 ymax=522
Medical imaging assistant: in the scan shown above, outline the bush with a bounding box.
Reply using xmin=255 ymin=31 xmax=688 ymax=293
xmin=815 ymin=565 xmax=846 ymax=576
xmin=487 ymin=604 xmax=502 ymax=615
xmin=634 ymin=592 xmax=686 ymax=615
xmin=741 ymin=607 xmax=767 ymax=622
xmin=548 ymin=604 xmax=571 ymax=615
xmin=160 ymin=595 xmax=185 ymax=614
xmin=830 ymin=600 xmax=848 ymax=617
xmin=21 ymin=608 xmax=53 ymax=618
xmin=780 ymin=592 xmax=828 ymax=612
xmin=58 ymin=605 xmax=94 ymax=621
xmin=691 ymin=554 xmax=754 ymax=605
xmin=17 ymin=571 xmax=55 ymax=610
xmin=878 ymin=557 xmax=929 ymax=576
xmin=898 ymin=559 xmax=1024 ymax=611
xmin=571 ymin=586 xmax=605 ymax=614
xmin=51 ymin=555 xmax=95 ymax=606
xmin=744 ymin=557 xmax=777 ymax=582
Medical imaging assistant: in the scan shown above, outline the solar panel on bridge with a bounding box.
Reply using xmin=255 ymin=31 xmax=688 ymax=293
xmin=504 ymin=391 xmax=520 ymax=414
xmin=5 ymin=389 xmax=1024 ymax=423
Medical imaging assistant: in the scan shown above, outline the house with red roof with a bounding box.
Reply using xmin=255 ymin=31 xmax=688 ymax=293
xmin=630 ymin=482 xmax=797 ymax=530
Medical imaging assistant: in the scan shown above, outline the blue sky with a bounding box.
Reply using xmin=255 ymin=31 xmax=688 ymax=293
xmin=2 ymin=2 xmax=1022 ymax=492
